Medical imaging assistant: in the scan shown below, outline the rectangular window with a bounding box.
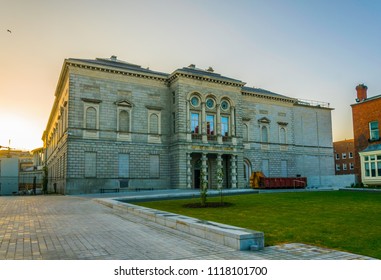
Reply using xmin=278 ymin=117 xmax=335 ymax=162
xmin=365 ymin=162 xmax=370 ymax=177
xmin=281 ymin=160 xmax=288 ymax=177
xmin=118 ymin=154 xmax=129 ymax=178
xmin=172 ymin=112 xmax=176 ymax=134
xmin=336 ymin=164 xmax=341 ymax=171
xmin=343 ymin=163 xmax=347 ymax=170
xmin=191 ymin=113 xmax=199 ymax=134
xmin=371 ymin=162 xmax=376 ymax=177
xmin=342 ymin=153 xmax=347 ymax=159
xmin=262 ymin=159 xmax=269 ymax=177
xmin=349 ymin=152 xmax=353 ymax=158
xmin=206 ymin=115 xmax=215 ymax=135
xmin=369 ymin=121 xmax=379 ymax=140
xmin=221 ymin=116 xmax=229 ymax=136
xmin=335 ymin=153 xmax=340 ymax=160
xmin=149 ymin=155 xmax=160 ymax=178
xmin=84 ymin=152 xmax=96 ymax=178
xmin=350 ymin=162 xmax=354 ymax=170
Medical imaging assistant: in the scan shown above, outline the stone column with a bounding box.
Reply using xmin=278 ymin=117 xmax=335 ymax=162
xmin=186 ymin=153 xmax=192 ymax=189
xmin=201 ymin=153 xmax=208 ymax=188
xmin=217 ymin=104 xmax=222 ymax=144
xmin=201 ymin=102 xmax=207 ymax=143
xmin=186 ymin=101 xmax=191 ymax=142
xmin=216 ymin=153 xmax=223 ymax=189
xmin=231 ymin=106 xmax=236 ymax=136
xmin=230 ymin=154 xmax=237 ymax=188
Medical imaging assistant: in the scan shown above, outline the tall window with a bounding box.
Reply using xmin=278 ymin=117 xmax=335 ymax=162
xmin=369 ymin=121 xmax=379 ymax=141
xmin=279 ymin=127 xmax=286 ymax=144
xmin=191 ymin=113 xmax=200 ymax=134
xmin=149 ymin=114 xmax=159 ymax=134
xmin=84 ymin=152 xmax=96 ymax=177
xmin=261 ymin=126 xmax=268 ymax=142
xmin=243 ymin=124 xmax=248 ymax=142
xmin=119 ymin=110 xmax=130 ymax=132
xmin=85 ymin=107 xmax=97 ymax=129
xmin=172 ymin=112 xmax=176 ymax=134
xmin=118 ymin=153 xmax=129 ymax=178
xmin=221 ymin=116 xmax=229 ymax=136
xmin=206 ymin=115 xmax=215 ymax=135
xmin=149 ymin=155 xmax=160 ymax=178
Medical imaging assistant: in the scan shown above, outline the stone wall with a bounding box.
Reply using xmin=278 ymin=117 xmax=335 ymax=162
xmin=307 ymin=174 xmax=357 ymax=189
xmin=43 ymin=58 xmax=335 ymax=194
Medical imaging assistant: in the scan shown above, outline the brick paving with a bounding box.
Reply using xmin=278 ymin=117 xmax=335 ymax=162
xmin=0 ymin=195 xmax=375 ymax=260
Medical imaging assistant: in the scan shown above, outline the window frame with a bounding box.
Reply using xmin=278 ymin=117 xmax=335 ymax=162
xmin=221 ymin=115 xmax=230 ymax=137
xmin=261 ymin=125 xmax=269 ymax=143
xmin=206 ymin=114 xmax=215 ymax=135
xmin=149 ymin=154 xmax=160 ymax=178
xmin=369 ymin=121 xmax=379 ymax=141
xmin=191 ymin=112 xmax=200 ymax=134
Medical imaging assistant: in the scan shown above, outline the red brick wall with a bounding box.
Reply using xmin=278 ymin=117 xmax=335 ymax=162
xmin=333 ymin=140 xmax=355 ymax=175
xmin=351 ymin=98 xmax=381 ymax=180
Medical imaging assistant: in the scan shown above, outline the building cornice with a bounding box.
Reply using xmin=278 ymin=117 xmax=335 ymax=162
xmin=66 ymin=60 xmax=168 ymax=82
xmin=241 ymin=90 xmax=296 ymax=104
xmin=168 ymin=71 xmax=246 ymax=88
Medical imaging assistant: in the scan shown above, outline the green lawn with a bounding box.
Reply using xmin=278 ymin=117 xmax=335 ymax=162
xmin=135 ymin=191 xmax=381 ymax=259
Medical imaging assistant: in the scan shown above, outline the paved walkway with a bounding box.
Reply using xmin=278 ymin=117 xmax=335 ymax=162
xmin=0 ymin=193 xmax=375 ymax=260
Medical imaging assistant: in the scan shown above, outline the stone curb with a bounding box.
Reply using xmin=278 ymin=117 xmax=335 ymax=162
xmin=95 ymin=198 xmax=264 ymax=251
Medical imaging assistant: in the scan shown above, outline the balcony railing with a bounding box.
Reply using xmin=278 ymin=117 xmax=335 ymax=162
xmin=191 ymin=133 xmax=202 ymax=140
xmin=207 ymin=135 xmax=217 ymax=141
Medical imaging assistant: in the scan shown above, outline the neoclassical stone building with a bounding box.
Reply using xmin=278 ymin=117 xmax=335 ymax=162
xmin=43 ymin=56 xmax=334 ymax=194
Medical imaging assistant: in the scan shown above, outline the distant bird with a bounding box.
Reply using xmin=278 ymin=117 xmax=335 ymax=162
xmin=7 ymin=29 xmax=11 ymax=33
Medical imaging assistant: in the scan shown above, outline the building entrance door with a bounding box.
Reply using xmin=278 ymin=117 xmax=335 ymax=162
xmin=194 ymin=169 xmax=201 ymax=189
xmin=193 ymin=159 xmax=202 ymax=189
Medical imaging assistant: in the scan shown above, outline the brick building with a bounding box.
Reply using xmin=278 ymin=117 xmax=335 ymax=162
xmin=351 ymin=84 xmax=381 ymax=185
xmin=333 ymin=139 xmax=355 ymax=175
xmin=42 ymin=56 xmax=334 ymax=194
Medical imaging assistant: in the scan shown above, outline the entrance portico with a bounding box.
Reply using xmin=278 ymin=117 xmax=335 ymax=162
xmin=186 ymin=152 xmax=238 ymax=189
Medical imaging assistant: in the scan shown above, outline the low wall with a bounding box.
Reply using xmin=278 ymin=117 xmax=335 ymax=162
xmin=307 ymin=174 xmax=357 ymax=189
xmin=96 ymin=198 xmax=264 ymax=251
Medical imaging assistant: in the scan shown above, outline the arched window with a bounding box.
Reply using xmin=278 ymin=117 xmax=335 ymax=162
xmin=220 ymin=98 xmax=232 ymax=139
xmin=119 ymin=110 xmax=130 ymax=132
xmin=150 ymin=113 xmax=159 ymax=134
xmin=280 ymin=127 xmax=286 ymax=144
xmin=243 ymin=159 xmax=252 ymax=187
xmin=86 ymin=107 xmax=97 ymax=129
xmin=243 ymin=124 xmax=248 ymax=142
xmin=261 ymin=126 xmax=268 ymax=142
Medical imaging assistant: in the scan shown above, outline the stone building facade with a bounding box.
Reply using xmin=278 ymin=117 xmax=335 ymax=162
xmin=351 ymin=84 xmax=381 ymax=185
xmin=43 ymin=56 xmax=334 ymax=194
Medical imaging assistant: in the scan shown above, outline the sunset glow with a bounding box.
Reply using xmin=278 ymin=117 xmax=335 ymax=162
xmin=1 ymin=0 xmax=381 ymax=150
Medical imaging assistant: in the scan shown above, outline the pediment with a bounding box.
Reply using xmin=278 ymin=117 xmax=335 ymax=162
xmin=258 ymin=117 xmax=271 ymax=124
xmin=115 ymin=100 xmax=133 ymax=107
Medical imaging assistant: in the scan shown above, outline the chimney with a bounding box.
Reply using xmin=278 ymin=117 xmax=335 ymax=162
xmin=355 ymin=84 xmax=367 ymax=102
